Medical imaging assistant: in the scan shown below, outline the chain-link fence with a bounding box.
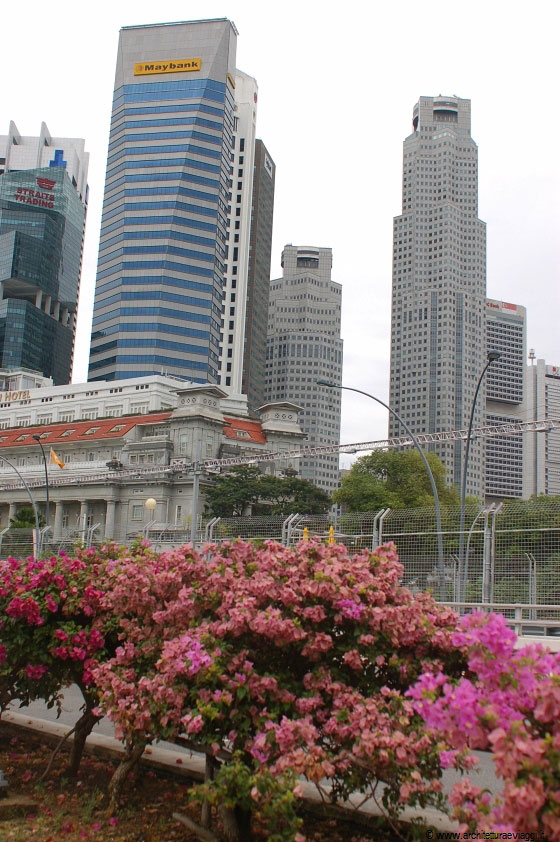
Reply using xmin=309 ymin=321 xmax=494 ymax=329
xmin=203 ymin=500 xmax=560 ymax=608
xmin=3 ymin=501 xmax=560 ymax=611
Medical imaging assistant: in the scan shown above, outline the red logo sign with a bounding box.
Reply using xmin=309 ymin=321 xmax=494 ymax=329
xmin=36 ymin=177 xmax=56 ymax=190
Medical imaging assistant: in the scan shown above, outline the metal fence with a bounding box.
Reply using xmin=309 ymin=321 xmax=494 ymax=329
xmin=204 ymin=501 xmax=560 ymax=608
xmin=2 ymin=500 xmax=560 ymax=610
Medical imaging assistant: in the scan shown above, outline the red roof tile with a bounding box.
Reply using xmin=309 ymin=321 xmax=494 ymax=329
xmin=223 ymin=417 xmax=266 ymax=444
xmin=0 ymin=413 xmax=173 ymax=447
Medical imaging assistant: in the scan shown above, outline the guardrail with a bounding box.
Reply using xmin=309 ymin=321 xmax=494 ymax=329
xmin=443 ymin=601 xmax=560 ymax=637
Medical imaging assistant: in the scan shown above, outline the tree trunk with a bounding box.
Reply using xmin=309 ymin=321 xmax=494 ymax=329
xmin=218 ymin=804 xmax=253 ymax=842
xmin=201 ymin=754 xmax=217 ymax=828
xmin=107 ymin=740 xmax=146 ymax=814
xmin=67 ymin=705 xmax=101 ymax=778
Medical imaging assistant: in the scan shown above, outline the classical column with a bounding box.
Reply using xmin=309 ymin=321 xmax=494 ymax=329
xmin=53 ymin=502 xmax=64 ymax=538
xmin=43 ymin=295 xmax=52 ymax=315
xmin=35 ymin=290 xmax=43 ymax=308
xmin=105 ymin=500 xmax=116 ymax=540
xmin=53 ymin=301 xmax=60 ymax=321
xmin=79 ymin=501 xmax=89 ymax=536
xmin=8 ymin=503 xmax=16 ymax=524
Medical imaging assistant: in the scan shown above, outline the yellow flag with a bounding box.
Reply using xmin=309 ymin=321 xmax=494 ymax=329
xmin=50 ymin=448 xmax=65 ymax=469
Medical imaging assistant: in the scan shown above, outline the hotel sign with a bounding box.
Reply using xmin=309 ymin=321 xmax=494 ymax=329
xmin=0 ymin=390 xmax=30 ymax=403
xmin=134 ymin=58 xmax=201 ymax=76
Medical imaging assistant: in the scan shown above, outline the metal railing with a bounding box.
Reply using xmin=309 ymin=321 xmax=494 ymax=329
xmin=443 ymin=601 xmax=560 ymax=638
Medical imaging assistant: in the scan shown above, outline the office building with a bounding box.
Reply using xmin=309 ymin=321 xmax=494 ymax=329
xmin=89 ymin=19 xmax=275 ymax=407
xmin=89 ymin=19 xmax=238 ymax=383
xmin=218 ymin=71 xmax=258 ymax=395
xmin=241 ymin=140 xmax=276 ymax=412
xmin=484 ymin=299 xmax=527 ymax=499
xmin=0 ymin=122 xmax=89 ymax=384
xmin=389 ymin=96 xmax=487 ymax=497
xmin=525 ymin=359 xmax=560 ymax=496
xmin=266 ymin=245 xmax=343 ymax=492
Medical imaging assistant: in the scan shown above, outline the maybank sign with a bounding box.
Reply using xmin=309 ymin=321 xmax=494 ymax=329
xmin=134 ymin=58 xmax=201 ymax=76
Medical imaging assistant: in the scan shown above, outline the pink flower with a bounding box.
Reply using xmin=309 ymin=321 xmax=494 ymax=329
xmin=24 ymin=663 xmax=48 ymax=680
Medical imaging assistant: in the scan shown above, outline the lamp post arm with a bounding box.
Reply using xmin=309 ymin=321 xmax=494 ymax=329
xmin=318 ymin=382 xmax=446 ymax=599
xmin=458 ymin=358 xmax=495 ymax=597
xmin=0 ymin=455 xmax=41 ymax=533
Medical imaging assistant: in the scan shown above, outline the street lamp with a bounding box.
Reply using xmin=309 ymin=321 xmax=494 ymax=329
xmin=144 ymin=497 xmax=157 ymax=539
xmin=317 ymin=380 xmax=446 ymax=599
xmin=32 ymin=434 xmax=50 ymax=528
xmin=457 ymin=350 xmax=501 ymax=600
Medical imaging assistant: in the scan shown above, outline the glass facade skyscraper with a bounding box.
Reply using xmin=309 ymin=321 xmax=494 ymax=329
xmin=0 ymin=124 xmax=88 ymax=385
xmin=89 ymin=19 xmax=238 ymax=382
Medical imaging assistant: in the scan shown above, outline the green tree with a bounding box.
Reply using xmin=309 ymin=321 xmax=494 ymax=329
xmin=203 ymin=465 xmax=263 ymax=517
xmin=255 ymin=469 xmax=331 ymax=516
xmin=333 ymin=449 xmax=458 ymax=512
xmin=9 ymin=506 xmax=44 ymax=528
xmin=204 ymin=466 xmax=331 ymax=517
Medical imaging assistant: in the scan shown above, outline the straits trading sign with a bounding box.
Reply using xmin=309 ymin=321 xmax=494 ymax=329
xmin=12 ymin=177 xmax=57 ymax=209
xmin=134 ymin=58 xmax=201 ymax=76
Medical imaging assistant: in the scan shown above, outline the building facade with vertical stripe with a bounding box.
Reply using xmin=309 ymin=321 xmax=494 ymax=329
xmin=89 ymin=19 xmax=238 ymax=383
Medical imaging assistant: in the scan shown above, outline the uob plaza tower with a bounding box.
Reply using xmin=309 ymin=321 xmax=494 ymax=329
xmin=89 ymin=20 xmax=238 ymax=383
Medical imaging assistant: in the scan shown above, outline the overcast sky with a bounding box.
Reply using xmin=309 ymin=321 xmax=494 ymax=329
xmin=3 ymin=0 xmax=559 ymax=462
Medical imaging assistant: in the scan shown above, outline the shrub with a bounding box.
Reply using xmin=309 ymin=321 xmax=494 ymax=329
xmin=409 ymin=611 xmax=560 ymax=840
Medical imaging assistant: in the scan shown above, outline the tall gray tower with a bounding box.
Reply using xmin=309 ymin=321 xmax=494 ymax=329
xmin=265 ymin=245 xmax=342 ymax=492
xmin=389 ymin=96 xmax=487 ymax=497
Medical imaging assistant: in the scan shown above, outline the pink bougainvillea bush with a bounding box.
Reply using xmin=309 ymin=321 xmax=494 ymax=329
xmin=0 ymin=543 xmax=127 ymax=773
xmin=409 ymin=611 xmax=560 ymax=840
xmin=91 ymin=539 xmax=465 ymax=839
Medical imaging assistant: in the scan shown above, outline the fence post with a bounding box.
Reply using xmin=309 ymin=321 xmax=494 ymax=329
xmin=204 ymin=517 xmax=220 ymax=543
xmin=481 ymin=509 xmax=492 ymax=604
xmin=527 ymin=553 xmax=537 ymax=620
xmin=282 ymin=513 xmax=300 ymax=546
xmin=372 ymin=508 xmax=386 ymax=550
xmin=514 ymin=605 xmax=523 ymax=637
xmin=377 ymin=508 xmax=391 ymax=546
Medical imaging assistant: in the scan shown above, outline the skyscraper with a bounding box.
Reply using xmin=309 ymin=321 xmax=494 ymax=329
xmin=266 ymin=245 xmax=343 ymax=492
xmin=217 ymin=70 xmax=258 ymax=395
xmin=525 ymin=359 xmax=560 ymax=497
xmin=242 ymin=140 xmax=275 ymax=412
xmin=484 ymin=299 xmax=526 ymax=499
xmin=389 ymin=96 xmax=487 ymax=497
xmin=89 ymin=19 xmax=238 ymax=383
xmin=0 ymin=122 xmax=88 ymax=384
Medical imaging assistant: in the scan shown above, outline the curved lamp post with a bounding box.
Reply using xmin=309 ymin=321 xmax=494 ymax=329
xmin=32 ymin=434 xmax=50 ymax=528
xmin=317 ymin=380 xmax=446 ymax=599
xmin=457 ymin=350 xmax=501 ymax=600
xmin=0 ymin=455 xmax=41 ymax=536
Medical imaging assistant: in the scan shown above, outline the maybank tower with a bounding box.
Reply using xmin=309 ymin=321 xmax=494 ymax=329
xmin=89 ymin=19 xmax=263 ymax=386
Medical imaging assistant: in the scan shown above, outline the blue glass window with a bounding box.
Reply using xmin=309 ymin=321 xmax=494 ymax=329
xmin=101 ymin=201 xmax=218 ymax=225
xmin=107 ymin=143 xmax=223 ymax=166
xmin=92 ymin=306 xmax=211 ymax=327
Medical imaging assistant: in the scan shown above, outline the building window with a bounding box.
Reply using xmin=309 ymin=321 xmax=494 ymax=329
xmin=132 ymin=505 xmax=143 ymax=521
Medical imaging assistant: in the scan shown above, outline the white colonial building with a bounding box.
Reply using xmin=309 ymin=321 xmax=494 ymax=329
xmin=0 ymin=370 xmax=304 ymax=542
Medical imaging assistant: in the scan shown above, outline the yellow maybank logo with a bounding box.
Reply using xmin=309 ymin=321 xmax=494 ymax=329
xmin=134 ymin=58 xmax=201 ymax=76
